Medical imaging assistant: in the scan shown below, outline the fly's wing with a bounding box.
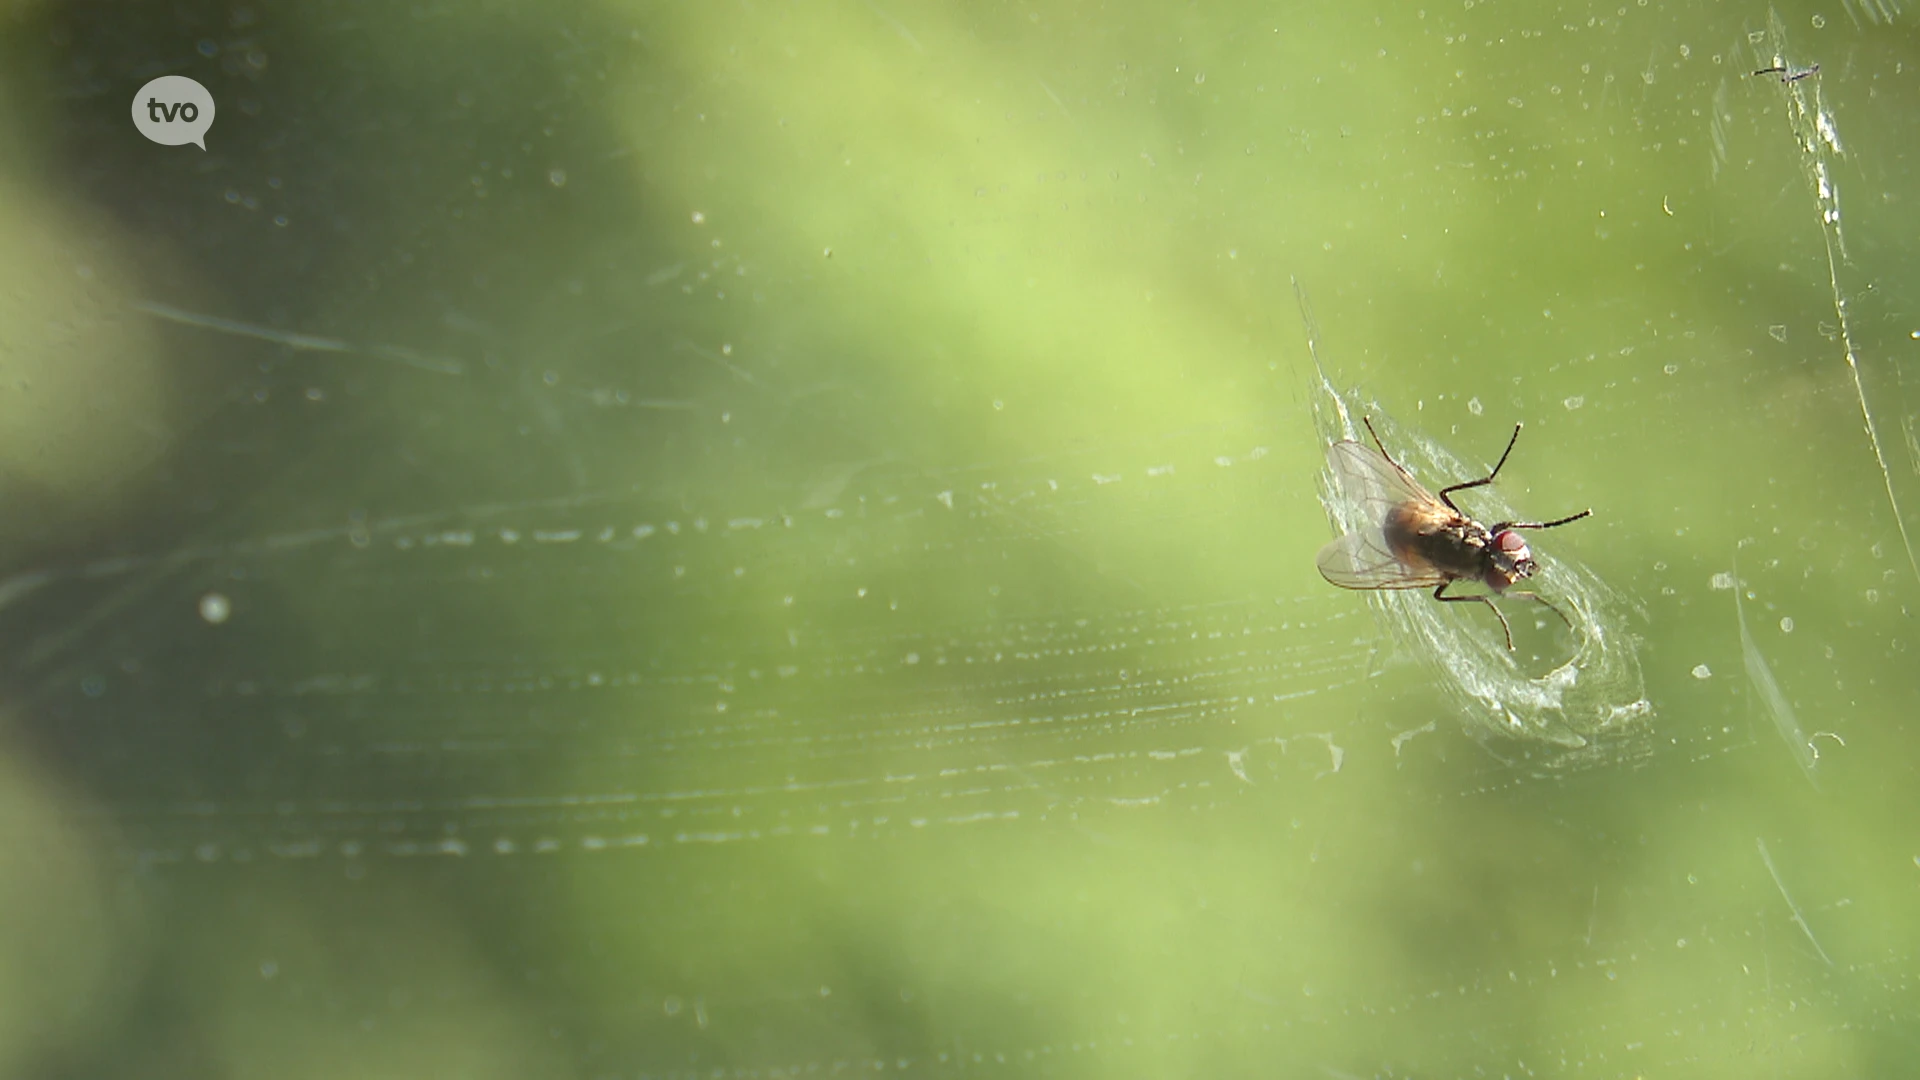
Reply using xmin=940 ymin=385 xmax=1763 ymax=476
xmin=1318 ymin=439 xmax=1449 ymax=590
xmin=1325 ymin=438 xmax=1435 ymax=525
xmin=1316 ymin=531 xmax=1447 ymax=590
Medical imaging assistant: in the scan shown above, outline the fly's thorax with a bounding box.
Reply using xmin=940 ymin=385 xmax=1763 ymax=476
xmin=1384 ymin=501 xmax=1491 ymax=580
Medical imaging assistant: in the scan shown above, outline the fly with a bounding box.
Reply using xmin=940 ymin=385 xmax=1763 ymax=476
xmin=1317 ymin=416 xmax=1591 ymax=651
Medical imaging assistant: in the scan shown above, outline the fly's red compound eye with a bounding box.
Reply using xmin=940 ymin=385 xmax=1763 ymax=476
xmin=1495 ymin=530 xmax=1529 ymax=558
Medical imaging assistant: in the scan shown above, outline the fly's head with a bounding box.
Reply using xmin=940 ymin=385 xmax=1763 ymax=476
xmin=1484 ymin=529 xmax=1535 ymax=591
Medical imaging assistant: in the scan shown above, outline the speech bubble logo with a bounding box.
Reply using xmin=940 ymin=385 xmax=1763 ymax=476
xmin=132 ymin=75 xmax=216 ymax=150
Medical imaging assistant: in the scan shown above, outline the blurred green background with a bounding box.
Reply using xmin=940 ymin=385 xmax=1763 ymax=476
xmin=0 ymin=0 xmax=1916 ymax=1076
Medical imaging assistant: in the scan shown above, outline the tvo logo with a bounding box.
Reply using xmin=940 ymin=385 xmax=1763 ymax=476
xmin=132 ymin=76 xmax=216 ymax=149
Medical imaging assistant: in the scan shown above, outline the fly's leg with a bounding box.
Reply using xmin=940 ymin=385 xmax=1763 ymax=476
xmin=1436 ymin=424 xmax=1523 ymax=514
xmin=1433 ymin=579 xmax=1514 ymax=651
xmin=1360 ymin=415 xmax=1422 ymax=487
xmin=1509 ymin=590 xmax=1577 ymax=636
xmin=1495 ymin=509 xmax=1593 ymax=532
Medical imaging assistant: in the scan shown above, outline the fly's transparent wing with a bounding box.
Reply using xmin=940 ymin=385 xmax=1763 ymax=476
xmin=1325 ymin=439 xmax=1437 ymax=525
xmin=1317 ymin=439 xmax=1449 ymax=590
xmin=1316 ymin=531 xmax=1447 ymax=590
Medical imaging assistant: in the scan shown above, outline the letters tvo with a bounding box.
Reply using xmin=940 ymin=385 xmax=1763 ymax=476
xmin=147 ymin=98 xmax=199 ymax=124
